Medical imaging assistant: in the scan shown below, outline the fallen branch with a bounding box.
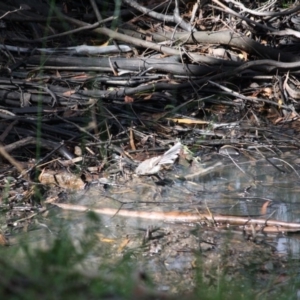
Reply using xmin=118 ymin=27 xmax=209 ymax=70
xmin=52 ymin=203 xmax=300 ymax=233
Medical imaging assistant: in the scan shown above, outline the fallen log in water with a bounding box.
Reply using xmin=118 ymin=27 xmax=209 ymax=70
xmin=52 ymin=203 xmax=300 ymax=233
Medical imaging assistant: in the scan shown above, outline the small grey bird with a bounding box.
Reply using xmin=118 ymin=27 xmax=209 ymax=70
xmin=135 ymin=142 xmax=182 ymax=175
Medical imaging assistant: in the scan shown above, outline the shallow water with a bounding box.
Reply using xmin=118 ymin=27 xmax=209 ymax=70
xmin=58 ymin=149 xmax=300 ymax=253
xmin=9 ymin=149 xmax=300 ymax=293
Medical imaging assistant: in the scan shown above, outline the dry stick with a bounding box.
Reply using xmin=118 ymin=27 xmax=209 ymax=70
xmin=89 ymin=0 xmax=120 ymax=51
xmin=190 ymin=0 xmax=200 ymax=24
xmin=52 ymin=202 xmax=300 ymax=231
xmin=123 ymin=0 xmax=194 ymax=32
xmin=62 ymin=14 xmax=298 ymax=64
xmin=0 ymin=119 xmax=18 ymax=142
xmin=183 ymin=162 xmax=222 ymax=180
xmin=55 ymin=115 xmax=101 ymax=142
xmin=270 ymin=28 xmax=300 ymax=39
xmin=0 ymin=6 xmax=25 ymax=20
xmin=224 ymin=0 xmax=300 ymax=17
xmin=33 ymin=16 xmax=116 ymax=42
xmin=149 ymin=30 xmax=299 ymax=62
xmin=59 ymin=14 xmax=232 ymax=66
xmin=47 ymin=15 xmax=300 ymax=104
xmin=3 ymin=136 xmax=73 ymax=160
xmin=271 ymin=157 xmax=300 ymax=180
xmin=94 ymin=59 xmax=300 ymax=111
xmin=89 ymin=0 xmax=102 ymax=22
xmin=207 ymin=80 xmax=282 ymax=107
xmin=283 ymin=71 xmax=300 ymax=99
xmin=3 ymin=136 xmax=36 ymax=153
xmin=62 ymin=15 xmax=181 ymax=56
xmin=224 ymin=150 xmax=245 ymax=174
xmin=0 ymin=145 xmax=25 ymax=174
xmin=211 ymin=0 xmax=277 ymax=32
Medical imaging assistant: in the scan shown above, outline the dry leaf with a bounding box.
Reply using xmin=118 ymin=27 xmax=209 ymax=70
xmin=0 ymin=233 xmax=9 ymax=246
xmin=261 ymin=87 xmax=273 ymax=98
xmin=144 ymin=94 xmax=152 ymax=100
xmin=166 ymin=118 xmax=209 ymax=125
xmin=129 ymin=127 xmax=136 ymax=150
xmin=39 ymin=169 xmax=85 ymax=190
xmin=58 ymin=157 xmax=83 ymax=167
xmin=125 ymin=95 xmax=134 ymax=103
xmin=261 ymin=200 xmax=271 ymax=215
xmin=96 ymin=233 xmax=116 ymax=243
xmin=118 ymin=237 xmax=130 ymax=252
xmin=62 ymin=90 xmax=76 ymax=97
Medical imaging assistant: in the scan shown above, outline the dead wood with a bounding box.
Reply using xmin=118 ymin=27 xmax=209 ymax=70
xmin=53 ymin=202 xmax=300 ymax=233
xmin=1 ymin=0 xmax=300 ymax=232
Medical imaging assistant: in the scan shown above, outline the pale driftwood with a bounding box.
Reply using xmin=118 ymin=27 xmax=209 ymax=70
xmin=52 ymin=203 xmax=300 ymax=233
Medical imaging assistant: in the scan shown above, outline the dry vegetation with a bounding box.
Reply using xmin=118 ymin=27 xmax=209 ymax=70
xmin=0 ymin=0 xmax=300 ymax=298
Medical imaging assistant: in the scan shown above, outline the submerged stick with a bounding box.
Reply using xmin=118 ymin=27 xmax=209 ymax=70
xmin=52 ymin=203 xmax=300 ymax=232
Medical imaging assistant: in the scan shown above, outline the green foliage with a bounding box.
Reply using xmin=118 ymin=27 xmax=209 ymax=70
xmin=0 ymin=219 xmax=136 ymax=299
xmin=280 ymin=0 xmax=295 ymax=8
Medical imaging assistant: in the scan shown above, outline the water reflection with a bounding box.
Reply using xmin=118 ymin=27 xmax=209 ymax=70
xmin=277 ymin=236 xmax=300 ymax=257
xmin=10 ymin=149 xmax=300 ymax=293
